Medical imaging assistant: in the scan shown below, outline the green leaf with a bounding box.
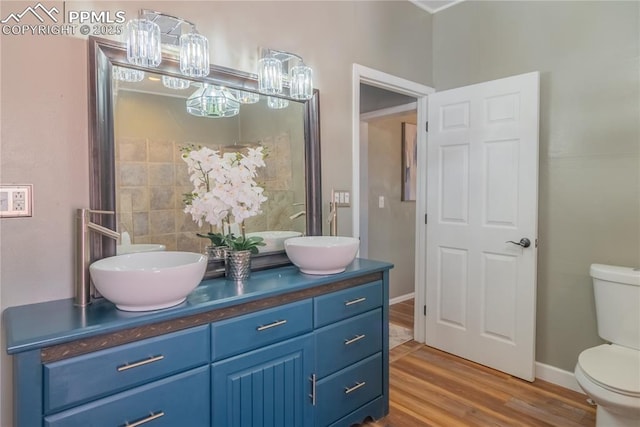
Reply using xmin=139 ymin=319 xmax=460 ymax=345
xmin=196 ymin=232 xmax=226 ymax=247
xmin=224 ymin=235 xmax=265 ymax=252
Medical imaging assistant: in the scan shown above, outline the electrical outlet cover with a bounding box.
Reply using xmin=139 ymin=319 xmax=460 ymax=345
xmin=0 ymin=185 xmax=32 ymax=218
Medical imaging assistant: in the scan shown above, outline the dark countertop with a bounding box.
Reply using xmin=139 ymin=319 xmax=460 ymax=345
xmin=4 ymin=258 xmax=392 ymax=354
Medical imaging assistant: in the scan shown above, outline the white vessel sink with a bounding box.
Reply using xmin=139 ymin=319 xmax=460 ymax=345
xmin=246 ymin=230 xmax=302 ymax=253
xmin=89 ymin=251 xmax=207 ymax=312
xmin=284 ymin=236 xmax=359 ymax=275
xmin=116 ymin=243 xmax=166 ymax=255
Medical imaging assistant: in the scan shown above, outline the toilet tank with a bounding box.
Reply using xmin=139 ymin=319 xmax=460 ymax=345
xmin=590 ymin=264 xmax=640 ymax=350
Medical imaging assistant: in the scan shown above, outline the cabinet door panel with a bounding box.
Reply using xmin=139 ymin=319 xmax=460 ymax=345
xmin=212 ymin=334 xmax=314 ymax=427
xmin=315 ymin=353 xmax=382 ymax=427
xmin=44 ymin=366 xmax=209 ymax=427
xmin=315 ymin=308 xmax=382 ymax=378
xmin=314 ymin=281 xmax=382 ymax=327
xmin=44 ymin=325 xmax=210 ymax=413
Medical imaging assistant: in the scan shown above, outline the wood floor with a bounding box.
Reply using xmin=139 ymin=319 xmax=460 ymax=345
xmin=356 ymin=299 xmax=596 ymax=427
xmin=389 ymin=298 xmax=415 ymax=330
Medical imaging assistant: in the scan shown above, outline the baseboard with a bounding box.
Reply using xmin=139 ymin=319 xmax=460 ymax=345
xmin=535 ymin=362 xmax=583 ymax=394
xmin=389 ymin=292 xmax=415 ymax=305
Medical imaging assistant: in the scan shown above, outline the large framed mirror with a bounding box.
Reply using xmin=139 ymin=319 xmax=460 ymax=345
xmin=88 ymin=36 xmax=321 ymax=278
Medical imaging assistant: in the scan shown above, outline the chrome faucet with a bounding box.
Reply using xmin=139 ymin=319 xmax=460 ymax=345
xmin=289 ymin=202 xmax=306 ymax=220
xmin=328 ymin=203 xmax=338 ymax=236
xmin=289 ymin=211 xmax=306 ymax=220
xmin=75 ymin=208 xmax=120 ymax=307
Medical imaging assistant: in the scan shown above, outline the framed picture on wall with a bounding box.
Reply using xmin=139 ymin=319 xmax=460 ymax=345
xmin=401 ymin=122 xmax=417 ymax=201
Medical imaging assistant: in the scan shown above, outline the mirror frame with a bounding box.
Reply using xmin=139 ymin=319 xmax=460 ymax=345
xmin=88 ymin=36 xmax=322 ymax=277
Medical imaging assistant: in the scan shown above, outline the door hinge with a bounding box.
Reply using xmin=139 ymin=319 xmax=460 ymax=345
xmin=425 ymin=213 xmax=428 ymax=224
xmin=425 ymin=121 xmax=429 ymax=132
xmin=423 ymin=305 xmax=427 ymax=316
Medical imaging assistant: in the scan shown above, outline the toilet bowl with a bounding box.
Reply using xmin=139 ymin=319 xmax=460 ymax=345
xmin=574 ymin=264 xmax=640 ymax=426
xmin=575 ymin=344 xmax=640 ymax=426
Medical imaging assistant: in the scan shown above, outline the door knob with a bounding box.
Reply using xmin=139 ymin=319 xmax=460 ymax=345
xmin=506 ymin=238 xmax=531 ymax=248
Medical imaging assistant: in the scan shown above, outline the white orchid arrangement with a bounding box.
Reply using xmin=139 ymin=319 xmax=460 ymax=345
xmin=182 ymin=145 xmax=268 ymax=252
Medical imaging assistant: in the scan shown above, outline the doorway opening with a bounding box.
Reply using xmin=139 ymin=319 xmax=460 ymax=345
xmin=360 ymin=97 xmax=416 ymax=295
xmin=351 ymin=64 xmax=433 ymax=341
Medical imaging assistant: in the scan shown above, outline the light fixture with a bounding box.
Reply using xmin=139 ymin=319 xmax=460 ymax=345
xmin=112 ymin=66 xmax=145 ymax=82
xmin=180 ymin=32 xmax=209 ymax=77
xmin=229 ymin=89 xmax=260 ymax=104
xmin=121 ymin=13 xmax=316 ymax=116
xmin=125 ymin=10 xmax=209 ymax=78
xmin=162 ymin=76 xmax=191 ymax=90
xmin=125 ymin=19 xmax=161 ymax=68
xmin=267 ymin=96 xmax=289 ymax=110
xmin=186 ymin=84 xmax=240 ymax=118
xmin=289 ymin=63 xmax=313 ymax=100
xmin=258 ymin=55 xmax=283 ymax=95
xmin=258 ymin=48 xmax=314 ymax=100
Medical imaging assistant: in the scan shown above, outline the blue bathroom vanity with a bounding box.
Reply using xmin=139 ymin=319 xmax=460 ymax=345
xmin=4 ymin=258 xmax=392 ymax=427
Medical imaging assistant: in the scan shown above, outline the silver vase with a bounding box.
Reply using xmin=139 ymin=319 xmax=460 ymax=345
xmin=225 ymin=250 xmax=252 ymax=281
xmin=205 ymin=245 xmax=227 ymax=260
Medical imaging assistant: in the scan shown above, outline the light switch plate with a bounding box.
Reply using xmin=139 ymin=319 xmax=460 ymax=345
xmin=0 ymin=185 xmax=33 ymax=218
xmin=333 ymin=190 xmax=351 ymax=207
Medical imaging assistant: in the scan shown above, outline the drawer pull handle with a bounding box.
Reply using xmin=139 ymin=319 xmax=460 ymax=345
xmin=309 ymin=374 xmax=317 ymax=406
xmin=344 ymin=334 xmax=366 ymax=345
xmin=123 ymin=411 xmax=165 ymax=427
xmin=345 ymin=297 xmax=366 ymax=306
xmin=117 ymin=355 xmax=164 ymax=372
xmin=344 ymin=381 xmax=366 ymax=394
xmin=257 ymin=319 xmax=287 ymax=331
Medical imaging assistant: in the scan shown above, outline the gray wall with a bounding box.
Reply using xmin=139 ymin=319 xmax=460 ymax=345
xmin=368 ymin=112 xmax=418 ymax=300
xmin=433 ymin=1 xmax=640 ymax=371
xmin=0 ymin=1 xmax=432 ymax=424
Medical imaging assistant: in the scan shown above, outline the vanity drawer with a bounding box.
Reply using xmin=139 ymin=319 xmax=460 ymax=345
xmin=315 ymin=353 xmax=382 ymax=427
xmin=211 ymin=299 xmax=313 ymax=361
xmin=314 ymin=281 xmax=382 ymax=327
xmin=315 ymin=308 xmax=382 ymax=377
xmin=43 ymin=325 xmax=210 ymax=413
xmin=44 ymin=365 xmax=209 ymax=427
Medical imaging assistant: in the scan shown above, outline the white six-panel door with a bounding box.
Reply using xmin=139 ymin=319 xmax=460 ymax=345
xmin=425 ymin=72 xmax=540 ymax=381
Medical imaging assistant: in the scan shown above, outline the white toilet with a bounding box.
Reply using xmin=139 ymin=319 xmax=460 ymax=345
xmin=574 ymin=264 xmax=640 ymax=426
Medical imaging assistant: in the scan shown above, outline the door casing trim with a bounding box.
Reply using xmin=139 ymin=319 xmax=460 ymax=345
xmin=352 ymin=64 xmax=434 ymax=342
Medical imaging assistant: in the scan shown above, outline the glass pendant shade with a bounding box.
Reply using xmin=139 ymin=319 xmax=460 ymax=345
xmin=230 ymin=90 xmax=260 ymax=104
xmin=180 ymin=32 xmax=210 ymax=77
xmin=186 ymin=84 xmax=240 ymax=118
xmin=267 ymin=96 xmax=289 ymax=110
xmin=126 ymin=19 xmax=161 ymax=68
xmin=258 ymin=57 xmax=283 ymax=95
xmin=162 ymin=76 xmax=191 ymax=90
xmin=113 ymin=66 xmax=145 ymax=82
xmin=289 ymin=64 xmax=313 ymax=100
